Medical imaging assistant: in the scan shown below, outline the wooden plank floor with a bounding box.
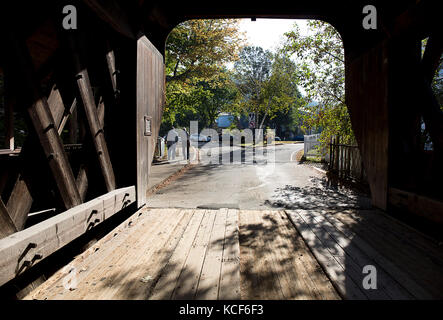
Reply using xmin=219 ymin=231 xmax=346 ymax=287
xmin=239 ymin=210 xmax=339 ymax=300
xmin=286 ymin=209 xmax=443 ymax=299
xmin=24 ymin=208 xmax=339 ymax=300
xmin=24 ymin=207 xmax=443 ymax=300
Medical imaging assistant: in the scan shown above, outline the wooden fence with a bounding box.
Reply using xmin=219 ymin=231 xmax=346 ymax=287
xmin=328 ymin=138 xmax=367 ymax=187
xmin=304 ymin=134 xmax=321 ymax=157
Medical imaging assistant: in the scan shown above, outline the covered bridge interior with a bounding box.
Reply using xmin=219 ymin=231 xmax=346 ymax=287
xmin=0 ymin=0 xmax=442 ymax=299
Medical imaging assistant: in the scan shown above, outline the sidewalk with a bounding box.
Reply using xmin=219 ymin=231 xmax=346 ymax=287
xmin=148 ymin=159 xmax=191 ymax=191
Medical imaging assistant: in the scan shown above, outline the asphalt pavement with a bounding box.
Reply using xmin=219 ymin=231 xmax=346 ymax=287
xmin=145 ymin=143 xmax=346 ymax=210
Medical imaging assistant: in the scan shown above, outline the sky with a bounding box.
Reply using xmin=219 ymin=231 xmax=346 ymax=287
xmin=234 ymin=18 xmax=312 ymax=95
xmin=238 ymin=18 xmax=310 ymax=53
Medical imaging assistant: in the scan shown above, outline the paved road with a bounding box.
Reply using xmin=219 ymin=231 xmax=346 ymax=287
xmin=146 ymin=143 xmax=334 ymax=210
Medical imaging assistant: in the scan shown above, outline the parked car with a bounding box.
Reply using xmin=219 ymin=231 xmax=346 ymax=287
xmin=190 ymin=133 xmax=211 ymax=142
xmin=275 ymin=136 xmax=281 ymax=141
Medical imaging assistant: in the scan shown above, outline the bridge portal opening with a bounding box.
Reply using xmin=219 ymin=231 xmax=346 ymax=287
xmin=145 ymin=18 xmax=370 ymax=213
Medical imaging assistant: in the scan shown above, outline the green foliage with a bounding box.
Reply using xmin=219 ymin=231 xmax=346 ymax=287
xmin=431 ymin=56 xmax=443 ymax=111
xmin=283 ymin=20 xmax=354 ymax=147
xmin=233 ymin=46 xmax=303 ymax=128
xmin=163 ymin=19 xmax=244 ymax=132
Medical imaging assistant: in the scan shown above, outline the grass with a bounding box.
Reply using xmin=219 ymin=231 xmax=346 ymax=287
xmin=305 ymin=155 xmax=323 ymax=163
xmin=297 ymin=149 xmax=325 ymax=163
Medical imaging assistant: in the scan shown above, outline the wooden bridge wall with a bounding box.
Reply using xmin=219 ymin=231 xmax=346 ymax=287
xmin=136 ymin=36 xmax=165 ymax=207
xmin=0 ymin=0 xmax=441 ymax=292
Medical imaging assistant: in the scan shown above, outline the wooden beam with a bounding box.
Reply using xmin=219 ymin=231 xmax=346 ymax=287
xmin=346 ymin=41 xmax=389 ymax=210
xmin=59 ymin=98 xmax=78 ymax=136
xmin=0 ymin=198 xmax=16 ymax=237
xmin=6 ymin=87 xmax=77 ymax=230
xmin=82 ymin=0 xmax=136 ymax=40
xmin=7 ymin=36 xmax=82 ymax=211
xmin=76 ymin=164 xmax=89 ymax=202
xmin=75 ymin=99 xmax=105 ymax=202
xmin=47 ymin=84 xmax=67 ymax=127
xmin=71 ymin=46 xmax=116 ymax=192
xmin=4 ymin=96 xmax=14 ymax=151
xmin=389 ymin=188 xmax=443 ymax=224
xmin=6 ymin=175 xmax=34 ymax=231
xmin=105 ymin=43 xmax=119 ymax=99
xmin=391 ymin=1 xmax=440 ymax=40
xmin=0 ymin=186 xmax=135 ymax=287
xmin=67 ymin=106 xmax=78 ymax=144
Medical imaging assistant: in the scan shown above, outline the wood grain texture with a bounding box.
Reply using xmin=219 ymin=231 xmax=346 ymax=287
xmin=0 ymin=198 xmax=17 ymax=237
xmin=345 ymin=41 xmax=389 ymax=210
xmin=239 ymin=210 xmax=339 ymax=300
xmin=136 ymin=36 xmax=165 ymax=207
xmin=0 ymin=186 xmax=135 ymax=287
xmin=8 ymin=37 xmax=82 ymax=213
xmin=286 ymin=208 xmax=443 ymax=299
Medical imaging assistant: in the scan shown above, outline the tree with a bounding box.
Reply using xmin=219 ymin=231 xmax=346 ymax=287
xmin=166 ymin=70 xmax=240 ymax=129
xmin=260 ymin=53 xmax=302 ymax=129
xmin=166 ymin=19 xmax=243 ymax=82
xmin=283 ymin=20 xmax=352 ymax=147
xmin=233 ymin=46 xmax=302 ymax=131
xmin=163 ymin=19 xmax=244 ymax=131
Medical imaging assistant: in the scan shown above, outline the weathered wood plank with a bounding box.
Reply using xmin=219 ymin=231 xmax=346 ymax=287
xmin=331 ymin=210 xmax=442 ymax=298
xmin=257 ymin=210 xmax=302 ymax=299
xmin=286 ymin=210 xmax=367 ymax=300
xmin=172 ymin=210 xmax=216 ymax=299
xmin=58 ymin=98 xmax=77 ymax=136
xmin=71 ymin=47 xmax=116 ymax=192
xmin=25 ymin=207 xmax=160 ymax=300
xmin=82 ymin=0 xmax=135 ymax=40
xmin=219 ymin=209 xmax=241 ymax=300
xmin=6 ymin=87 xmax=77 ymax=229
xmin=388 ymin=188 xmax=443 ymax=224
xmin=345 ymin=41 xmax=389 ymax=210
xmin=37 ymin=208 xmax=170 ymax=300
xmin=0 ymin=198 xmax=17 ymax=237
xmin=0 ymin=186 xmax=135 ymax=287
xmin=322 ymin=210 xmax=432 ymax=299
xmin=304 ymin=209 xmax=412 ymax=299
xmin=109 ymin=209 xmax=195 ymax=299
xmin=6 ymin=175 xmax=35 ymax=231
xmin=105 ymin=43 xmax=119 ymax=99
xmin=239 ymin=210 xmax=280 ymax=299
xmin=296 ymin=209 xmax=390 ymax=299
xmin=149 ymin=210 xmax=203 ymax=299
xmin=6 ymin=36 xmax=81 ymax=213
xmin=75 ymin=96 xmax=106 ymax=202
xmin=344 ymin=208 xmax=443 ymax=262
xmin=136 ymin=35 xmax=165 ymax=207
xmin=4 ymin=94 xmax=14 ymax=151
xmin=195 ymin=208 xmax=227 ymax=300
xmin=276 ymin=211 xmax=340 ymax=300
xmin=95 ymin=208 xmax=187 ymax=300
